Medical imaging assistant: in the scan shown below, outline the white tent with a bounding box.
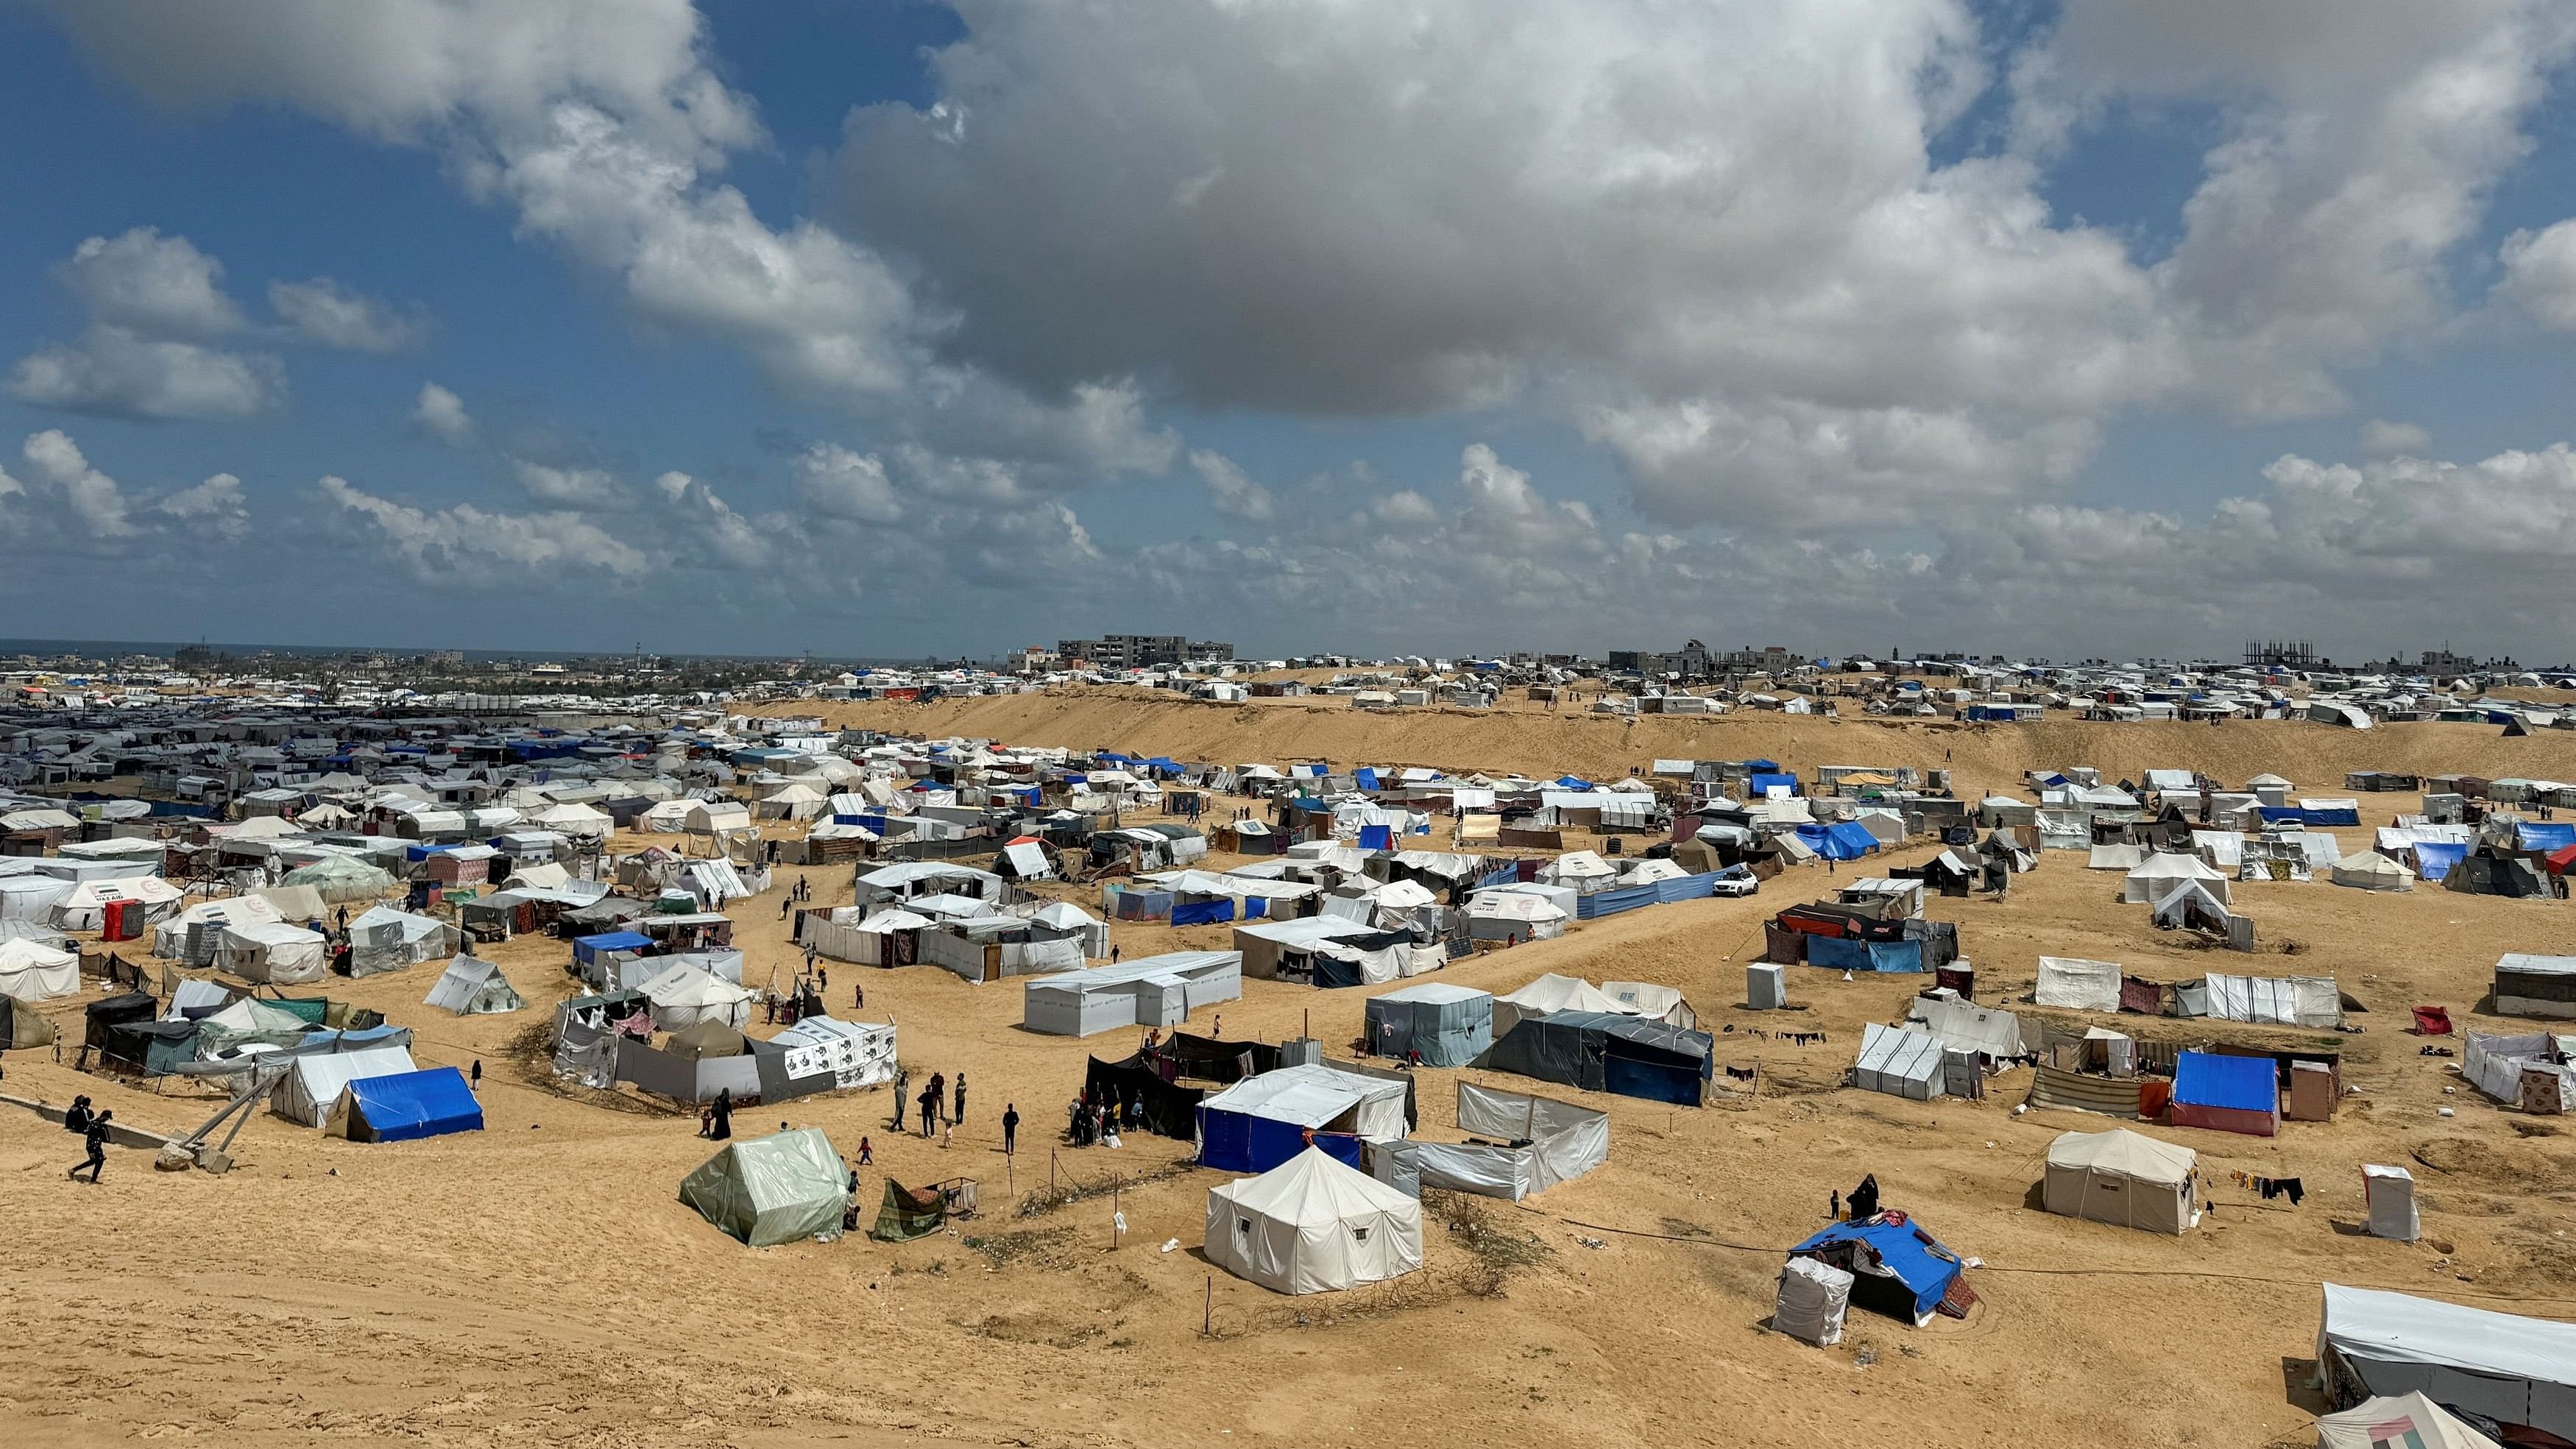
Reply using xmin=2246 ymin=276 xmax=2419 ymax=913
xmin=2313 ymin=1392 xmax=2499 ymax=1449
xmin=348 ymin=905 xmax=458 ymax=976
xmin=2201 ymin=973 xmax=2342 ymax=1029
xmin=1852 ymin=1022 xmax=1945 ymax=1100
xmin=2121 ymin=854 xmax=2232 ymax=904
xmin=1906 ymin=993 xmax=2029 ymax=1060
xmin=2042 ymin=1127 xmax=2199 ymax=1234
xmin=0 ymin=937 xmax=80 ymax=1001
xmin=152 ymin=894 xmax=282 ymax=960
xmin=0 ymin=874 xmax=74 ymax=924
xmin=424 ymin=954 xmax=525 ymax=1016
xmin=757 ymin=783 xmax=827 ymax=821
xmin=1462 ymin=889 xmax=1568 ymax=943
xmin=271 ymin=1044 xmax=420 ymax=1126
xmin=2316 ymin=1284 xmax=2576 ymax=1442
xmin=217 ymin=921 xmax=328 ymax=985
xmin=2330 ymin=850 xmax=2413 ymax=892
xmin=1204 ymin=1145 xmax=1424 ymax=1294
xmin=51 ymin=874 xmax=183 ymax=931
xmin=639 ymin=960 xmax=756 ymax=1032
xmin=1539 ymin=851 xmax=1617 ymax=888
xmin=1021 ymin=952 xmax=1241 ymax=1036
xmin=2036 ymin=956 xmax=2122 ymax=1013
xmin=532 ymin=802 xmax=613 ymax=838
xmin=1491 ymin=973 xmax=1630 ymax=1036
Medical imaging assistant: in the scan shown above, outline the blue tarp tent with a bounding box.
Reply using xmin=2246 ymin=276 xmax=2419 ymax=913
xmin=1170 ymin=898 xmax=1236 ymax=927
xmin=328 ymin=1066 xmax=484 ymax=1142
xmin=1553 ymin=776 xmax=1594 ymax=791
xmin=574 ymin=931 xmax=653 ymax=968
xmin=1748 ymin=772 xmax=1799 ymax=797
xmin=1790 ymin=1216 xmax=1963 ymax=1323
xmin=1354 ymin=768 xmax=1380 ymax=791
xmin=1196 ymin=1114 xmax=1362 ymax=1174
xmin=1805 ymin=935 xmax=1924 ymax=972
xmin=2170 ymin=1051 xmax=2279 ymax=1136
xmin=2411 ymin=840 xmax=2466 ymax=882
xmin=1358 ymin=825 xmax=1393 ymax=851
xmin=1794 ymin=822 xmax=1880 ymax=861
xmin=2518 ymin=822 xmax=2576 ymax=853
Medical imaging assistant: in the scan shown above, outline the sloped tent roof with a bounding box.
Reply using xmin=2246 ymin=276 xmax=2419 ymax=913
xmin=665 ymin=1018 xmax=748 ymax=1060
xmin=2121 ymin=853 xmax=2229 ymax=904
xmin=679 ymin=1128 xmax=849 ymax=1247
xmin=870 ymin=1178 xmax=949 ymax=1242
xmin=2313 ymin=1392 xmax=2499 ymax=1449
xmin=422 ymin=954 xmax=524 ymax=1015
xmin=280 ymin=853 xmax=398 ymax=903
xmin=1205 ymin=1145 xmax=1425 ymax=1294
xmin=272 ymin=1044 xmax=420 ymax=1127
xmin=0 ymin=993 xmax=57 ymax=1051
xmin=2317 ymin=1284 xmax=2576 ymax=1442
xmin=1853 ymin=1023 xmax=1945 ymax=1098
xmin=0 ymin=938 xmax=81 ymax=1002
xmin=2330 ymin=850 xmax=2414 ymax=891
xmin=2042 ymin=1127 xmax=2198 ymax=1234
xmin=325 ymin=1066 xmax=485 ymax=1142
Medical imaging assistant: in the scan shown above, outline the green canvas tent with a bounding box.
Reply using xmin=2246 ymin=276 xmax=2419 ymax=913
xmin=868 ymin=1177 xmax=948 ymax=1242
xmin=678 ymin=1128 xmax=850 ymax=1247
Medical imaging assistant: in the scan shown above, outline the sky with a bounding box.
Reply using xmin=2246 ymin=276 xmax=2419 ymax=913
xmin=7 ymin=1 xmax=2576 ymax=665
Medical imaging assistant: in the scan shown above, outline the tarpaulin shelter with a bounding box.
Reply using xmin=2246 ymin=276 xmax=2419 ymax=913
xmin=1197 ymin=1062 xmax=1406 ymax=1173
xmin=1086 ymin=1053 xmax=1207 ymax=1138
xmin=1205 ymin=1145 xmax=1423 ymax=1294
xmin=679 ymin=1127 xmax=849 ymax=1246
xmin=1362 ymin=981 xmax=1493 ymax=1067
xmin=1021 ymin=951 xmax=1242 ymax=1037
xmin=422 ymin=954 xmax=524 ymax=1015
xmin=0 ymin=938 xmax=80 ymax=1002
xmin=868 ymin=1178 xmax=949 ymax=1242
xmin=1773 ymin=1257 xmax=1853 ymax=1347
xmin=325 ymin=1066 xmax=484 ymax=1142
xmin=2315 ymin=1284 xmax=2576 ymax=1442
xmin=1794 ymin=822 xmax=1880 ymax=861
xmin=271 ymin=1043 xmax=420 ymax=1126
xmin=1788 ymin=1215 xmax=1964 ymax=1326
xmin=2411 ymin=1006 xmax=2454 ymax=1035
xmin=1852 ymin=1024 xmax=1946 ymax=1099
xmin=2036 ymin=956 xmax=2122 ymax=1013
xmin=0 ymin=991 xmax=57 ymax=1051
xmin=2170 ymin=1051 xmax=2279 ymax=1136
xmin=2493 ymin=954 xmax=2576 ymax=1019
xmin=217 ymin=922 xmax=328 ymax=985
xmin=2042 ymin=1128 xmax=2199 ymax=1233
xmin=2363 ymin=1164 xmax=2419 ymax=1243
xmin=1485 ymin=1010 xmax=1714 ymax=1105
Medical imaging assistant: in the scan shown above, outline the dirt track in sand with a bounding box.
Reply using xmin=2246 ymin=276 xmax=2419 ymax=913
xmin=6 ymin=695 xmax=2576 ymax=1448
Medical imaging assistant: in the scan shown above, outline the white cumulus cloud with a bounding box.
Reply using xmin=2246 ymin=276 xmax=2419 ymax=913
xmin=269 ymin=277 xmax=428 ymax=351
xmin=411 ymin=382 xmax=475 ymax=446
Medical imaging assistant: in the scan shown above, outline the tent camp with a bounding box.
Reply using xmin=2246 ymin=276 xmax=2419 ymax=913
xmin=2312 ymin=1393 xmax=2499 ymax=1449
xmin=0 ymin=938 xmax=80 ymax=1002
xmin=271 ymin=1044 xmax=420 ymax=1127
xmin=2315 ymin=1284 xmax=2576 ymax=1442
xmin=324 ymin=1066 xmax=484 ymax=1142
xmin=1204 ymin=1145 xmax=1424 ymax=1294
xmin=422 ymin=954 xmax=525 ymax=1015
xmin=2042 ymin=1128 xmax=2199 ymax=1233
xmin=1362 ymin=982 xmax=1493 ymax=1067
xmin=2170 ymin=1051 xmax=2279 ymax=1136
xmin=216 ymin=922 xmax=328 ymax=985
xmin=678 ymin=1127 xmax=849 ymax=1247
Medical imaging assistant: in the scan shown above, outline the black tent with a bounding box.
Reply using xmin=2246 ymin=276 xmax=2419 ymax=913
xmin=1083 ymin=1053 xmax=1206 ymax=1139
xmin=1485 ymin=1010 xmax=1713 ymax=1106
xmin=1162 ymin=1032 xmax=1282 ymax=1084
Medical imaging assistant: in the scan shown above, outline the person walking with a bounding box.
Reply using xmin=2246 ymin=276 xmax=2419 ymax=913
xmin=891 ymin=1068 xmax=910 ymax=1132
xmin=710 ymin=1087 xmax=733 ymax=1141
xmin=1002 ymin=1104 xmax=1019 ymax=1158
xmin=1110 ymin=944 xmax=1121 ymax=966
xmin=470 ymin=1059 xmax=483 ymax=1091
xmin=853 ymin=979 xmax=865 ymax=1012
xmin=952 ymin=1071 xmax=966 ymax=1125
xmin=68 ymin=1109 xmax=111 ymax=1183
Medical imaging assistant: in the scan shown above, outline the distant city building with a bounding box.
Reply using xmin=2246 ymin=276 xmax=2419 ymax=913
xmin=1611 ymin=641 xmax=1796 ymax=678
xmin=1054 ymin=635 xmax=1233 ymax=670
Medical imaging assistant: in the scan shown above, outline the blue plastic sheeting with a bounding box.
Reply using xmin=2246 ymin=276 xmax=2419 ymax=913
xmin=2411 ymin=841 xmax=2466 ymax=882
xmin=1358 ymin=825 xmax=1393 ymax=851
xmin=1354 ymin=768 xmax=1380 ymax=790
xmin=1195 ymin=1108 xmax=1362 ymax=1174
xmin=1748 ymin=772 xmax=1799 ymax=796
xmin=1805 ymin=935 xmax=1924 ymax=972
xmin=574 ymin=931 xmax=653 ymax=965
xmin=1790 ymin=1218 xmax=1962 ymax=1321
xmin=405 ymin=842 xmax=461 ymax=862
xmin=1554 ymin=776 xmax=1594 ymax=791
xmin=1108 ymin=889 xmax=1175 ymax=921
xmin=1794 ymin=822 xmax=1880 ymax=860
xmin=1170 ymin=898 xmax=1236 ymax=927
xmin=1572 ymin=872 xmax=1725 ymax=921
xmin=342 ymin=1066 xmax=484 ymax=1142
xmin=2173 ymin=1051 xmax=2277 ymax=1112
xmin=2260 ymin=805 xmax=2360 ymax=826
xmin=2519 ymin=822 xmax=2576 ymax=853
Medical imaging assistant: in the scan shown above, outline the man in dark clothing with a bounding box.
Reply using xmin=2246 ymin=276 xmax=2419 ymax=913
xmin=69 ymin=1110 xmax=110 ymax=1183
xmin=918 ymin=1085 xmax=937 ymax=1137
xmin=1002 ymin=1104 xmax=1019 ymax=1157
xmin=952 ymin=1072 xmax=966 ymax=1124
xmin=63 ymin=1096 xmax=93 ymax=1136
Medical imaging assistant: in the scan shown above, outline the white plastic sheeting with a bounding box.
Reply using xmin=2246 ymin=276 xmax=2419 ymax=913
xmin=1853 ymin=1023 xmax=1944 ymax=1100
xmin=2316 ymin=1284 xmax=2576 ymax=1441
xmin=2200 ymin=973 xmax=2341 ymax=1029
xmin=272 ymin=1044 xmax=420 ymax=1126
xmin=1773 ymin=1257 xmax=1853 ymax=1347
xmin=2363 ymin=1164 xmax=2419 ymax=1243
xmin=2036 ymin=957 xmax=2122 ymax=1013
xmin=0 ymin=938 xmax=80 ymax=1001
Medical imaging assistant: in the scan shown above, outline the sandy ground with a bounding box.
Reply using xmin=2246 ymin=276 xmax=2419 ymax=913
xmin=5 ymin=698 xmax=2576 ymax=1448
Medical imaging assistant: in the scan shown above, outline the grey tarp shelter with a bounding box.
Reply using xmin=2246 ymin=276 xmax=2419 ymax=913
xmin=2316 ymin=1283 xmax=2576 ymax=1440
xmin=1362 ymin=981 xmax=1493 ymax=1067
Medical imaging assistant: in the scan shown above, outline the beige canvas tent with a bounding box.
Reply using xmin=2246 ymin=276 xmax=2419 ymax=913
xmin=2042 ymin=1127 xmax=2199 ymax=1234
xmin=2313 ymin=1392 xmax=2498 ymax=1449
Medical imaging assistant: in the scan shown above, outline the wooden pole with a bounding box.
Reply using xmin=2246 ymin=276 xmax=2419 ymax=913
xmin=1204 ymin=1275 xmax=1213 ymax=1336
xmin=1113 ymin=1185 xmax=1122 ymax=1250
